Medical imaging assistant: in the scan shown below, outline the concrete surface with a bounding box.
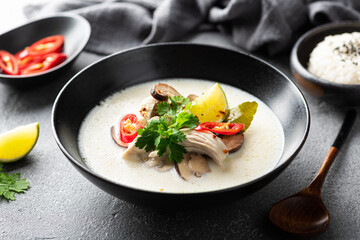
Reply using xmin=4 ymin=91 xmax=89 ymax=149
xmin=1 ymin=3 xmax=360 ymax=240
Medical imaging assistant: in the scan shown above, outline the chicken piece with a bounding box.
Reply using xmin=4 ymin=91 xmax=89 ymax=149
xmin=122 ymin=141 xmax=147 ymax=161
xmin=180 ymin=129 xmax=228 ymax=167
xmin=137 ymin=96 xmax=159 ymax=126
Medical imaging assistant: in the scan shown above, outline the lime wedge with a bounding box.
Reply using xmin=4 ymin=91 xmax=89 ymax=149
xmin=190 ymin=83 xmax=228 ymax=122
xmin=0 ymin=122 xmax=39 ymax=163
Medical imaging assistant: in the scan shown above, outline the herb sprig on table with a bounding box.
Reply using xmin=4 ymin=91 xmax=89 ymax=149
xmin=135 ymin=96 xmax=199 ymax=163
xmin=0 ymin=163 xmax=30 ymax=201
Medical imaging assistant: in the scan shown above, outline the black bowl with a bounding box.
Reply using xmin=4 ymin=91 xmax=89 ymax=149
xmin=52 ymin=43 xmax=310 ymax=208
xmin=0 ymin=13 xmax=90 ymax=87
xmin=291 ymin=22 xmax=360 ymax=106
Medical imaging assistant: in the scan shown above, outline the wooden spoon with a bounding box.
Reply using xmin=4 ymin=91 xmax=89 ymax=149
xmin=269 ymin=109 xmax=357 ymax=237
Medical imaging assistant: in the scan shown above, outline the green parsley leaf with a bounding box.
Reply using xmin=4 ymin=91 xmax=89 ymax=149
xmin=135 ymin=130 xmax=158 ymax=152
xmin=173 ymin=112 xmax=199 ymax=129
xmin=136 ymin=96 xmax=199 ymax=162
xmin=155 ymin=137 xmax=170 ymax=157
xmin=0 ymin=163 xmax=30 ymax=201
xmin=168 ymin=142 xmax=186 ymax=163
xmin=226 ymin=101 xmax=258 ymax=132
xmin=157 ymin=96 xmax=190 ymax=118
xmin=157 ymin=101 xmax=172 ymax=117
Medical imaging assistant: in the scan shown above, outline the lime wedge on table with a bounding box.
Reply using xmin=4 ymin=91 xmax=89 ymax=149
xmin=0 ymin=122 xmax=39 ymax=163
xmin=190 ymin=83 xmax=228 ymax=122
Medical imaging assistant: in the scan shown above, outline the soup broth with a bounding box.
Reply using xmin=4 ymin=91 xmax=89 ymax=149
xmin=78 ymin=79 xmax=284 ymax=193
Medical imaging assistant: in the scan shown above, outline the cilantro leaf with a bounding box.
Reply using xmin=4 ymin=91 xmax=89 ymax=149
xmin=156 ymin=137 xmax=170 ymax=157
xmin=226 ymin=101 xmax=258 ymax=132
xmin=157 ymin=101 xmax=172 ymax=117
xmin=0 ymin=163 xmax=30 ymax=201
xmin=169 ymin=128 xmax=186 ymax=143
xmin=135 ymin=119 xmax=160 ymax=152
xmin=173 ymin=112 xmax=199 ymax=129
xmin=136 ymin=96 xmax=199 ymax=162
xmin=168 ymin=142 xmax=186 ymax=163
xmin=135 ymin=129 xmax=158 ymax=152
xmin=157 ymin=96 xmax=190 ymax=118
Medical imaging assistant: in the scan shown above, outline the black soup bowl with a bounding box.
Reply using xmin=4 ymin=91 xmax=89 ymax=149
xmin=0 ymin=13 xmax=90 ymax=87
xmin=52 ymin=43 xmax=310 ymax=208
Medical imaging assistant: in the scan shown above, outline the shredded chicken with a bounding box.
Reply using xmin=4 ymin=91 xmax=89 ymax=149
xmin=179 ymin=129 xmax=228 ymax=167
xmin=137 ymin=96 xmax=159 ymax=126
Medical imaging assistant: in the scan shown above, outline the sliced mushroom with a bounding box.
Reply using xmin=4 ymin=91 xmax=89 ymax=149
xmin=150 ymin=83 xmax=181 ymax=101
xmin=187 ymin=94 xmax=198 ymax=102
xmin=219 ymin=132 xmax=244 ymax=153
xmin=142 ymin=150 xmax=174 ymax=172
xmin=110 ymin=126 xmax=128 ymax=148
xmin=143 ymin=158 xmax=162 ymax=168
xmin=175 ymin=154 xmax=193 ymax=181
xmin=156 ymin=158 xmax=174 ymax=172
xmin=188 ymin=153 xmax=210 ymax=174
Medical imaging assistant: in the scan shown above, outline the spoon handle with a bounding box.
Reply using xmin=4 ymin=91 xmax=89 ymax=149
xmin=306 ymin=109 xmax=357 ymax=195
xmin=332 ymin=109 xmax=357 ymax=149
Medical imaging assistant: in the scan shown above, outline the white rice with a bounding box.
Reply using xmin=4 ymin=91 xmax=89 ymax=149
xmin=308 ymin=32 xmax=360 ymax=84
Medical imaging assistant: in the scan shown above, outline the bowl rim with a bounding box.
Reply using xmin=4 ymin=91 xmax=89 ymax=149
xmin=0 ymin=12 xmax=91 ymax=79
xmin=291 ymin=21 xmax=360 ymax=88
xmin=52 ymin=42 xmax=310 ymax=196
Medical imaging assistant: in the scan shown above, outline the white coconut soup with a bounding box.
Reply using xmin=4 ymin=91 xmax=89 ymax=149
xmin=78 ymin=79 xmax=284 ymax=193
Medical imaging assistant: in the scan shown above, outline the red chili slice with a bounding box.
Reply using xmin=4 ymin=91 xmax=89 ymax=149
xmin=0 ymin=50 xmax=19 ymax=75
xmin=120 ymin=114 xmax=142 ymax=143
xmin=16 ymin=55 xmax=43 ymax=71
xmin=19 ymin=35 xmax=64 ymax=59
xmin=194 ymin=122 xmax=244 ymax=135
xmin=15 ymin=48 xmax=30 ymax=60
xmin=21 ymin=53 xmax=67 ymax=75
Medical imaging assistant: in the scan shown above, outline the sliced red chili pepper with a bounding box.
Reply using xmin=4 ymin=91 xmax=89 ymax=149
xmin=0 ymin=50 xmax=19 ymax=75
xmin=21 ymin=53 xmax=67 ymax=75
xmin=16 ymin=55 xmax=44 ymax=71
xmin=15 ymin=48 xmax=30 ymax=60
xmin=120 ymin=114 xmax=142 ymax=143
xmin=194 ymin=122 xmax=244 ymax=135
xmin=19 ymin=35 xmax=64 ymax=59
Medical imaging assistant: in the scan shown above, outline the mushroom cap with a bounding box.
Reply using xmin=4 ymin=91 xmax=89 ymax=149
xmin=219 ymin=132 xmax=244 ymax=153
xmin=150 ymin=83 xmax=181 ymax=101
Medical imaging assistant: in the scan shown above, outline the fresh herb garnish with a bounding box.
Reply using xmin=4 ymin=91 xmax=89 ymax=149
xmin=136 ymin=96 xmax=199 ymax=163
xmin=157 ymin=96 xmax=190 ymax=118
xmin=0 ymin=163 xmax=30 ymax=201
xmin=226 ymin=101 xmax=258 ymax=132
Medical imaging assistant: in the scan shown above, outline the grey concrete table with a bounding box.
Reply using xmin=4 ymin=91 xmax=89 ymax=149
xmin=1 ymin=5 xmax=360 ymax=240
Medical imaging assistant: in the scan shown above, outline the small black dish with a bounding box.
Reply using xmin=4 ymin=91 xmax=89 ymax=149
xmin=52 ymin=43 xmax=310 ymax=209
xmin=0 ymin=13 xmax=90 ymax=87
xmin=291 ymin=22 xmax=360 ymax=106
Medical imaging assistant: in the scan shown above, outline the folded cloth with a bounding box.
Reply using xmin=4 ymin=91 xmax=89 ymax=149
xmin=24 ymin=0 xmax=360 ymax=56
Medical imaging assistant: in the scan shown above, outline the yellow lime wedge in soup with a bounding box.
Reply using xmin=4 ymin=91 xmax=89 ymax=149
xmin=0 ymin=122 xmax=39 ymax=163
xmin=190 ymin=83 xmax=228 ymax=122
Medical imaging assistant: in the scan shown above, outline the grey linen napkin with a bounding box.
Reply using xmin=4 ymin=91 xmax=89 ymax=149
xmin=24 ymin=0 xmax=360 ymax=56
